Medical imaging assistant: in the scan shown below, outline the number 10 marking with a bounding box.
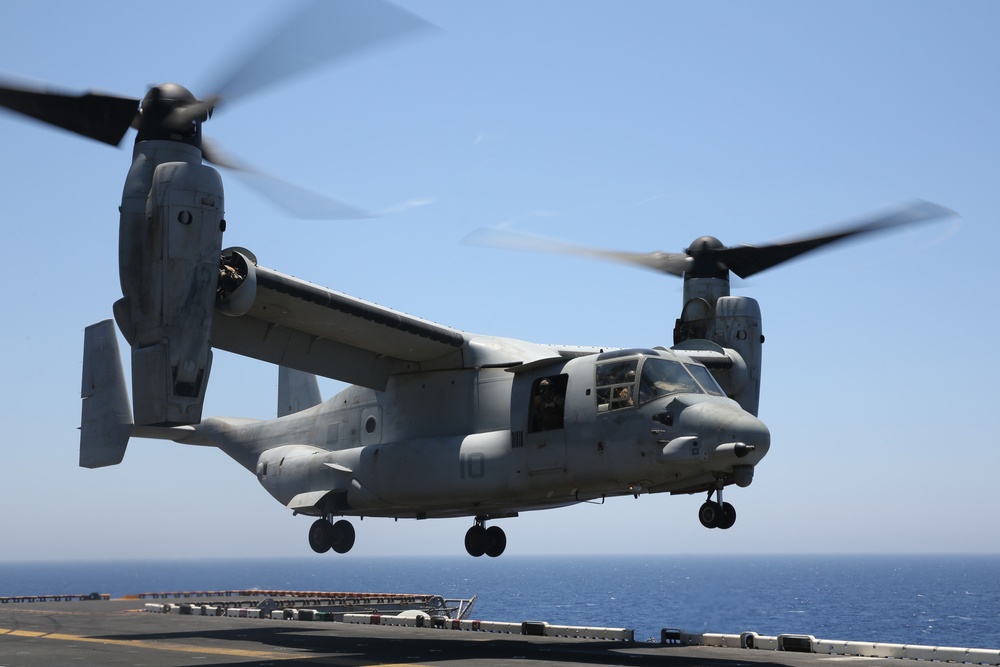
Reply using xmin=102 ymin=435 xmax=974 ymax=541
xmin=460 ymin=453 xmax=485 ymax=479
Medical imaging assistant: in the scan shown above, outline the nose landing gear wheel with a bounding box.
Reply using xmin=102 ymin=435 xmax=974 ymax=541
xmin=699 ymin=501 xmax=720 ymax=529
xmin=717 ymin=502 xmax=736 ymax=529
xmin=699 ymin=501 xmax=737 ymax=529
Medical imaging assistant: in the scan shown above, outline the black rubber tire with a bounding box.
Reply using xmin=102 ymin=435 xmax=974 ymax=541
xmin=717 ymin=502 xmax=737 ymax=530
xmin=698 ymin=501 xmax=721 ymax=529
xmin=308 ymin=519 xmax=333 ymax=553
xmin=330 ymin=519 xmax=356 ymax=554
xmin=484 ymin=525 xmax=507 ymax=558
xmin=464 ymin=525 xmax=486 ymax=557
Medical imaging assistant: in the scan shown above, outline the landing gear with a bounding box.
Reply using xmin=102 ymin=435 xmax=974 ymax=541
xmin=308 ymin=517 xmax=356 ymax=554
xmin=330 ymin=519 xmax=356 ymax=553
xmin=698 ymin=487 xmax=737 ymax=530
xmin=308 ymin=518 xmax=333 ymax=553
xmin=698 ymin=500 xmax=736 ymax=529
xmin=464 ymin=518 xmax=506 ymax=557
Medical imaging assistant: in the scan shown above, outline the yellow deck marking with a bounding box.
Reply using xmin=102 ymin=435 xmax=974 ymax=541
xmin=1 ymin=626 xmax=432 ymax=665
xmin=0 ymin=626 xmax=292 ymax=660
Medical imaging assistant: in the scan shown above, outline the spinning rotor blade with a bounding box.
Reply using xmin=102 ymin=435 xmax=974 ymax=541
xmin=467 ymin=200 xmax=956 ymax=280
xmin=168 ymin=0 xmax=436 ymax=128
xmin=4 ymin=0 xmax=435 ymax=143
xmin=718 ymin=199 xmax=957 ymax=279
xmin=0 ymin=1 xmax=431 ymax=219
xmin=203 ymin=138 xmax=370 ymax=220
xmin=462 ymin=228 xmax=691 ymax=277
xmin=0 ymin=79 xmax=138 ymax=146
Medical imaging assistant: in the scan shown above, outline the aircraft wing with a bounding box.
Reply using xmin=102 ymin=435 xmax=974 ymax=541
xmin=211 ymin=262 xmax=467 ymax=390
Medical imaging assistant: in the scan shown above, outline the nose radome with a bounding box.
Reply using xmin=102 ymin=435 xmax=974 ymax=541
xmin=682 ymin=401 xmax=771 ymax=461
xmin=731 ymin=411 xmax=770 ymax=456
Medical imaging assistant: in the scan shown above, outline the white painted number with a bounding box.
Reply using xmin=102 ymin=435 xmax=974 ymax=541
xmin=460 ymin=453 xmax=485 ymax=479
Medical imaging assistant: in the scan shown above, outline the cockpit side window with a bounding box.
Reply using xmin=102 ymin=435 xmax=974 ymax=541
xmin=595 ymin=360 xmax=638 ymax=412
xmin=685 ymin=363 xmax=726 ymax=397
xmin=528 ymin=374 xmax=568 ymax=432
xmin=638 ymin=358 xmax=702 ymax=404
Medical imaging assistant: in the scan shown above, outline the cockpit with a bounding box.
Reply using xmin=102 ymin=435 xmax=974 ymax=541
xmin=595 ymin=349 xmax=724 ymax=412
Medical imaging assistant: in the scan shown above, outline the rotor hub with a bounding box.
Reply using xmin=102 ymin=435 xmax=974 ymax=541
xmin=135 ymin=83 xmax=203 ymax=148
xmin=140 ymin=83 xmax=197 ymax=108
xmin=684 ymin=235 xmax=729 ymax=280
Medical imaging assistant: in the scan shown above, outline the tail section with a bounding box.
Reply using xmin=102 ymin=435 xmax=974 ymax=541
xmin=80 ymin=323 xmax=321 ymax=467
xmin=278 ymin=366 xmax=322 ymax=417
xmin=80 ymin=320 xmax=133 ymax=468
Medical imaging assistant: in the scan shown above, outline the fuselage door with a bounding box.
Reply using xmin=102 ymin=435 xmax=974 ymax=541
xmin=516 ymin=372 xmax=569 ymax=474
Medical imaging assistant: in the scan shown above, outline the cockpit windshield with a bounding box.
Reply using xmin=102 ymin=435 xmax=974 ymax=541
xmin=637 ymin=358 xmax=700 ymax=403
xmin=684 ymin=362 xmax=726 ymax=397
xmin=595 ymin=354 xmax=727 ymax=411
xmin=637 ymin=358 xmax=725 ymax=404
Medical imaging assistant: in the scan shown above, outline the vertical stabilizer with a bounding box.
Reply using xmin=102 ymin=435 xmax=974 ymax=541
xmin=278 ymin=366 xmax=322 ymax=417
xmin=80 ymin=320 xmax=133 ymax=468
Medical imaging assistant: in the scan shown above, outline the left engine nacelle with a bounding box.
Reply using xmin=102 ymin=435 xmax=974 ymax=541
xmin=117 ymin=145 xmax=224 ymax=426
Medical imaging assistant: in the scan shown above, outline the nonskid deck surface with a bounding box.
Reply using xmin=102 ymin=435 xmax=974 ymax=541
xmin=1 ymin=596 xmax=997 ymax=667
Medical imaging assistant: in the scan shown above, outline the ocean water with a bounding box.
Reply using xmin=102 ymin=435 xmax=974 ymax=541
xmin=1 ymin=555 xmax=997 ymax=647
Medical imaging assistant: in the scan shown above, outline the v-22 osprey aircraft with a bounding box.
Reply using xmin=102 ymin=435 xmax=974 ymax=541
xmin=0 ymin=0 xmax=954 ymax=557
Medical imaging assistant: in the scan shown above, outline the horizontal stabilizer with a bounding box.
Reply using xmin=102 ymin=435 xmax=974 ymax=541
xmin=80 ymin=320 xmax=132 ymax=468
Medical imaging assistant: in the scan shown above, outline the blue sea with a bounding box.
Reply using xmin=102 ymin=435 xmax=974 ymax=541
xmin=1 ymin=555 xmax=997 ymax=647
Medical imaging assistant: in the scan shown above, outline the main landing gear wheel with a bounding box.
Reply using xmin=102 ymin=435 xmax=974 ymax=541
xmin=309 ymin=518 xmax=333 ymax=553
xmin=484 ymin=526 xmax=507 ymax=557
xmin=464 ymin=521 xmax=506 ymax=557
xmin=330 ymin=519 xmax=356 ymax=554
xmin=698 ymin=501 xmax=736 ymax=529
xmin=308 ymin=518 xmax=356 ymax=554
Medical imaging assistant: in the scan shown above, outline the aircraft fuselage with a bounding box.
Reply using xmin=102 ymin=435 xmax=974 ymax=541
xmin=200 ymin=346 xmax=770 ymax=522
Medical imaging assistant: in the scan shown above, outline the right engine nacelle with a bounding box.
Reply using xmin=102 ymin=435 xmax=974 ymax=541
xmin=709 ymin=296 xmax=763 ymax=416
xmin=675 ymin=292 xmax=763 ymax=416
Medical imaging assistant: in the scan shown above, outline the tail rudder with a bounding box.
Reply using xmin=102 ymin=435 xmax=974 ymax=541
xmin=80 ymin=320 xmax=132 ymax=468
xmin=278 ymin=366 xmax=322 ymax=417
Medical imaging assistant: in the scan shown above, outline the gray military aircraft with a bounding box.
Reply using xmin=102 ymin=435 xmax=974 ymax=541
xmin=1 ymin=1 xmax=953 ymax=557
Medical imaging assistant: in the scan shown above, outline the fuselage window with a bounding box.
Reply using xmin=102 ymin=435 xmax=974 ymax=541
xmin=637 ymin=358 xmax=702 ymax=404
xmin=595 ymin=359 xmax=638 ymax=412
xmin=529 ymin=374 xmax=568 ymax=432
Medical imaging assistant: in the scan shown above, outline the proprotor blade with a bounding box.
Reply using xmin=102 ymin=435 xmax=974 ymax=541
xmin=465 ymin=200 xmax=957 ymax=281
xmin=196 ymin=0 xmax=436 ymax=116
xmin=202 ymin=138 xmax=370 ymax=220
xmin=462 ymin=228 xmax=691 ymax=277
xmin=0 ymin=82 xmax=138 ymax=146
xmin=717 ymin=200 xmax=957 ymax=279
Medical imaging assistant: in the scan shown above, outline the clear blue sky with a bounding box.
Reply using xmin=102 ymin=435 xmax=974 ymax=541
xmin=0 ymin=0 xmax=997 ymax=561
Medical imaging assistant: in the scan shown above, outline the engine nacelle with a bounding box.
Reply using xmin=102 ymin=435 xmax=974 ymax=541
xmin=675 ymin=287 xmax=763 ymax=416
xmin=117 ymin=142 xmax=224 ymax=426
xmin=710 ymin=296 xmax=763 ymax=416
